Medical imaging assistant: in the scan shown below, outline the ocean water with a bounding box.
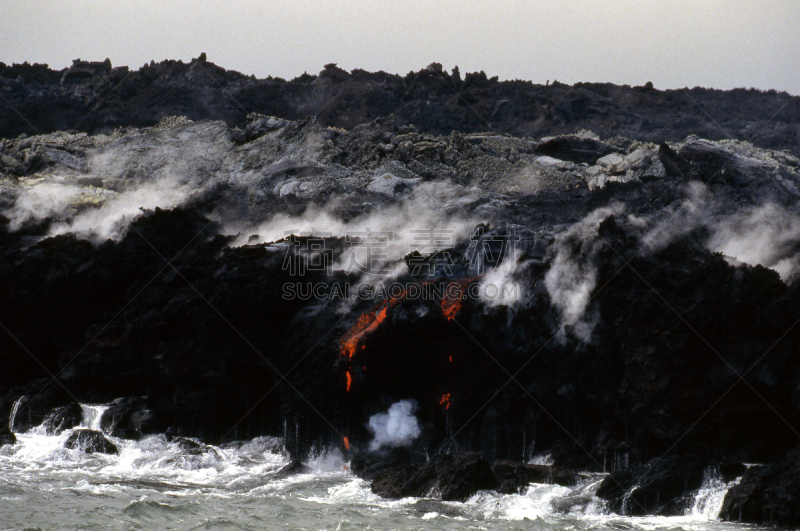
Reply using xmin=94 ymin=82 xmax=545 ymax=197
xmin=0 ymin=409 xmax=759 ymax=531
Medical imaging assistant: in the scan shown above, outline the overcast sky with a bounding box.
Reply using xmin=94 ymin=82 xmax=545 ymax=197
xmin=1 ymin=0 xmax=798 ymax=93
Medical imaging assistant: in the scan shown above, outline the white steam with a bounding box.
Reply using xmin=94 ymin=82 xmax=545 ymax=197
xmin=367 ymin=400 xmax=421 ymax=451
xmin=543 ymin=183 xmax=800 ymax=345
xmin=641 ymin=182 xmax=711 ymax=252
xmin=707 ymin=203 xmax=800 ymax=279
xmin=480 ymin=251 xmax=523 ymax=307
xmin=5 ymin=120 xmax=233 ymax=242
xmin=6 ymin=181 xmax=84 ymax=231
xmin=48 ymin=173 xmax=200 ymax=241
xmin=643 ymin=182 xmax=800 ymax=280
xmin=544 ymin=204 xmax=623 ymax=343
xmin=222 ymin=180 xmax=481 ymax=280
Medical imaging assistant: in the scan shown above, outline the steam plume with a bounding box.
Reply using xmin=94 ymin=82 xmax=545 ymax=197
xmin=367 ymin=400 xmax=421 ymax=451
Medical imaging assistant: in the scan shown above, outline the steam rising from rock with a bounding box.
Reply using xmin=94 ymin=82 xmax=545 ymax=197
xmin=707 ymin=203 xmax=800 ymax=279
xmin=367 ymin=400 xmax=421 ymax=451
xmin=544 ymin=204 xmax=623 ymax=343
xmin=644 ymin=182 xmax=800 ymax=280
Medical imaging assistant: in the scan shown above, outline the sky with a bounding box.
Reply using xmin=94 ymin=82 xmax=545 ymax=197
xmin=1 ymin=0 xmax=798 ymax=94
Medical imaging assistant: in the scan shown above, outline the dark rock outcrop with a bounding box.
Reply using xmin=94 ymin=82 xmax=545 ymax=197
xmin=100 ymin=397 xmax=163 ymax=439
xmin=491 ymin=460 xmax=579 ymax=494
xmin=64 ymin=429 xmax=118 ymax=455
xmin=596 ymin=455 xmax=709 ymax=516
xmin=720 ymin=446 xmax=800 ymax=526
xmin=43 ymin=403 xmax=83 ymax=435
xmin=0 ymin=426 xmax=15 ymax=446
xmin=370 ymin=451 xmax=497 ymax=501
xmin=1 ymin=109 xmax=800 ymax=500
xmin=1 ymin=60 xmax=798 ymax=157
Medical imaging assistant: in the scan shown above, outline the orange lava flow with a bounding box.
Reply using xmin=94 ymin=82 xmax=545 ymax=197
xmin=340 ymin=304 xmax=390 ymax=359
xmin=439 ymin=393 xmax=451 ymax=410
xmin=346 ymin=371 xmax=352 ymax=392
xmin=441 ymin=278 xmax=479 ymax=321
xmin=343 ymin=436 xmax=350 ymax=450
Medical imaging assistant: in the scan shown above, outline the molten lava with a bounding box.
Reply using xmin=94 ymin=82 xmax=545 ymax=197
xmin=340 ymin=278 xmax=478 ymax=392
xmin=343 ymin=436 xmax=350 ymax=450
xmin=340 ymin=303 xmax=393 ymax=359
xmin=441 ymin=278 xmax=479 ymax=321
xmin=439 ymin=393 xmax=451 ymax=410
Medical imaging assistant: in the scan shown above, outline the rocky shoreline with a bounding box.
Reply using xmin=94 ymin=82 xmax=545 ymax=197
xmin=2 ymin=62 xmax=800 ymax=525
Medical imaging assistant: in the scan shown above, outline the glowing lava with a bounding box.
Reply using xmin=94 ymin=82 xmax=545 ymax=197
xmin=441 ymin=278 xmax=479 ymax=321
xmin=340 ymin=278 xmax=478 ymax=393
xmin=343 ymin=436 xmax=350 ymax=450
xmin=439 ymin=393 xmax=451 ymax=410
xmin=340 ymin=292 xmax=409 ymax=392
xmin=341 ymin=304 xmax=392 ymax=359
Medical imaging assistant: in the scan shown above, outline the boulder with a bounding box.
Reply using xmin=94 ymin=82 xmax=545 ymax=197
xmin=658 ymin=142 xmax=691 ymax=178
xmin=351 ymin=447 xmax=421 ymax=480
xmin=100 ymin=397 xmax=161 ymax=439
xmin=64 ymin=429 xmax=118 ymax=455
xmin=172 ymin=436 xmax=209 ymax=455
xmin=371 ymin=451 xmax=497 ymax=501
xmin=720 ymin=446 xmax=800 ymax=526
xmin=43 ymin=403 xmax=83 ymax=435
xmin=492 ymin=460 xmax=579 ymax=494
xmin=596 ymin=454 xmax=708 ymax=516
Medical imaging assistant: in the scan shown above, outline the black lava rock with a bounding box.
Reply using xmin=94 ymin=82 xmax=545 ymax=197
xmin=371 ymin=451 xmax=497 ymax=502
xmin=596 ymin=454 xmax=708 ymax=516
xmin=720 ymin=445 xmax=800 ymax=526
xmin=43 ymin=403 xmax=83 ymax=435
xmin=64 ymin=429 xmax=118 ymax=455
xmin=492 ymin=460 xmax=579 ymax=494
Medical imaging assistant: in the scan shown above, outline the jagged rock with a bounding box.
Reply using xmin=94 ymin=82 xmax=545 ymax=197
xmin=658 ymin=142 xmax=692 ymax=178
xmin=43 ymin=403 xmax=82 ymax=435
xmin=100 ymin=397 xmax=162 ymax=439
xmin=60 ymin=59 xmax=111 ymax=84
xmin=371 ymin=451 xmax=497 ymax=501
xmin=1 ymin=392 xmax=74 ymax=434
xmin=639 ymin=159 xmax=666 ymax=182
xmin=596 ymin=455 xmax=712 ymax=516
xmin=64 ymin=429 xmax=118 ymax=455
xmin=720 ymin=446 xmax=800 ymax=526
xmin=244 ymin=113 xmax=291 ymax=141
xmin=492 ymin=460 xmax=579 ymax=493
xmin=1 ymin=153 xmax=26 ymax=174
xmin=2 ymin=60 xmax=798 ymax=157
